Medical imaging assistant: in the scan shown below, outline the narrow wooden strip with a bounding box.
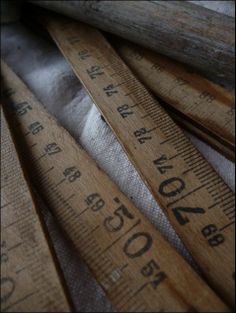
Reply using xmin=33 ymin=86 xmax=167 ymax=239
xmin=1 ymin=61 xmax=230 ymax=312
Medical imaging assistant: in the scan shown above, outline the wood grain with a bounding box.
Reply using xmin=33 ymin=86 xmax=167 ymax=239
xmin=1 ymin=61 xmax=231 ymax=313
xmin=41 ymin=15 xmax=235 ymax=308
xmin=112 ymin=40 xmax=235 ymax=161
xmin=0 ymin=106 xmax=72 ymax=312
xmin=29 ymin=0 xmax=235 ymax=84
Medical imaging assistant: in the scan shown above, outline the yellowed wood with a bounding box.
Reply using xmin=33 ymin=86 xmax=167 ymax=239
xmin=165 ymin=109 xmax=235 ymax=162
xmin=113 ymin=41 xmax=235 ymax=161
xmin=0 ymin=107 xmax=72 ymax=312
xmin=40 ymin=15 xmax=235 ymax=308
xmin=1 ymin=62 xmax=231 ymax=312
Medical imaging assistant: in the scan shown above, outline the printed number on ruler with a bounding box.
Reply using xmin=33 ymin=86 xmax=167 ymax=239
xmin=43 ymin=15 xmax=235 ymax=308
xmin=0 ymin=61 xmax=230 ymax=312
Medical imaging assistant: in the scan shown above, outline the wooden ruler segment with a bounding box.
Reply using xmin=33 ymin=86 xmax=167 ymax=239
xmin=0 ymin=107 xmax=71 ymax=312
xmin=112 ymin=40 xmax=235 ymax=161
xmin=40 ymin=15 xmax=235 ymax=308
xmin=1 ymin=62 xmax=231 ymax=312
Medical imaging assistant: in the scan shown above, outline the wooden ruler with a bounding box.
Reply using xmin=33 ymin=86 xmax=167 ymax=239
xmin=0 ymin=107 xmax=72 ymax=312
xmin=112 ymin=40 xmax=235 ymax=161
xmin=1 ymin=62 xmax=231 ymax=312
xmin=39 ymin=15 xmax=235 ymax=308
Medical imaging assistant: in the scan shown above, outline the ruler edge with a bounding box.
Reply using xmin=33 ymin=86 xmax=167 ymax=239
xmin=40 ymin=15 xmax=236 ymax=306
xmin=22 ymin=8 xmax=236 ymax=159
xmin=110 ymin=37 xmax=235 ymax=152
xmin=1 ymin=103 xmax=74 ymax=312
xmin=1 ymin=61 xmax=233 ymax=313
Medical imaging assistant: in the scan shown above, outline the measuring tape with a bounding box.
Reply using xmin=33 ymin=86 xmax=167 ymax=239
xmin=0 ymin=107 xmax=71 ymax=312
xmin=39 ymin=14 xmax=235 ymax=308
xmin=1 ymin=61 xmax=230 ymax=312
xmin=113 ymin=40 xmax=235 ymax=161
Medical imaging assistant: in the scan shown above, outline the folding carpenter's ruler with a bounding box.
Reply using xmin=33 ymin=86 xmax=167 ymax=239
xmin=0 ymin=107 xmax=72 ymax=312
xmin=40 ymin=14 xmax=235 ymax=308
xmin=1 ymin=62 xmax=231 ymax=312
xmin=112 ymin=40 xmax=235 ymax=161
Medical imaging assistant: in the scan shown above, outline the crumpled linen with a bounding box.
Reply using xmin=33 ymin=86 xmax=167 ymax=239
xmin=1 ymin=1 xmax=235 ymax=312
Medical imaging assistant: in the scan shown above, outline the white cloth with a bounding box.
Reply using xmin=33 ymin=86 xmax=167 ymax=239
xmin=1 ymin=1 xmax=235 ymax=312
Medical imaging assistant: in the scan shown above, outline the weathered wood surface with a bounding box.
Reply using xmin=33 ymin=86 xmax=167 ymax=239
xmin=0 ymin=105 xmax=72 ymax=312
xmin=1 ymin=61 xmax=231 ymax=313
xmin=112 ymin=40 xmax=235 ymax=161
xmin=29 ymin=0 xmax=235 ymax=84
xmin=40 ymin=14 xmax=235 ymax=308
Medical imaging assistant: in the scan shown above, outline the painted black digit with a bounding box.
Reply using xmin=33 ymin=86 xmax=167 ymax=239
xmin=1 ymin=241 xmax=8 ymax=264
xmin=78 ymin=49 xmax=90 ymax=60
xmin=87 ymin=65 xmax=104 ymax=79
xmin=153 ymin=155 xmax=173 ymax=174
xmin=123 ymin=232 xmax=152 ymax=258
xmin=44 ymin=143 xmax=62 ymax=155
xmin=67 ymin=36 xmax=80 ymax=44
xmin=172 ymin=207 xmax=205 ymax=225
xmin=158 ymin=177 xmax=185 ymax=197
xmin=134 ymin=128 xmax=152 ymax=144
xmin=117 ymin=104 xmax=133 ymax=118
xmin=131 ymin=51 xmax=143 ymax=61
xmin=199 ymin=91 xmax=215 ymax=103
xmin=86 ymin=193 xmax=105 ymax=211
xmin=141 ymin=259 xmax=166 ymax=289
xmin=63 ymin=166 xmax=81 ymax=182
xmin=28 ymin=121 xmax=44 ymax=135
xmin=104 ymin=204 xmax=134 ymax=232
xmin=12 ymin=101 xmax=32 ymax=116
xmin=0 ymin=277 xmax=15 ymax=303
xmin=2 ymin=87 xmax=15 ymax=98
xmin=151 ymin=63 xmax=163 ymax=73
xmin=175 ymin=77 xmax=189 ymax=87
xmin=103 ymin=84 xmax=118 ymax=97
xmin=202 ymin=224 xmax=225 ymax=247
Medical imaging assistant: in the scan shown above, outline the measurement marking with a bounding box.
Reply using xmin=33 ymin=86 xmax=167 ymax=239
xmin=208 ymin=201 xmax=222 ymax=209
xmin=89 ymin=225 xmax=100 ymax=234
xmin=76 ymin=206 xmax=90 ymax=218
xmin=2 ymin=292 xmax=35 ymax=312
xmin=182 ymin=160 xmax=206 ymax=175
xmin=210 ymin=185 xmax=230 ymax=197
xmin=34 ymin=153 xmax=46 ymax=162
xmin=219 ymin=221 xmax=235 ymax=231
xmin=167 ymin=184 xmax=207 ymax=208
xmin=128 ymin=301 xmax=147 ymax=312
xmin=133 ymin=282 xmax=148 ymax=298
xmin=225 ymin=208 xmax=235 ymax=216
xmin=200 ymin=173 xmax=217 ymax=184
xmin=128 ymin=103 xmax=138 ymax=108
xmin=223 ymin=205 xmax=235 ymax=214
xmin=43 ymin=166 xmax=54 ymax=175
xmin=3 ymin=215 xmax=31 ymax=229
xmin=206 ymin=180 xmax=224 ymax=192
xmin=147 ymin=126 xmax=158 ymax=133
xmin=213 ymin=190 xmax=233 ymax=201
xmin=169 ymin=153 xmax=180 ymax=160
xmin=15 ymin=267 xmax=27 ymax=274
xmin=113 ymin=284 xmax=132 ymax=305
xmin=141 ymin=113 xmax=150 ymax=119
xmin=121 ymin=263 xmax=128 ymax=271
xmin=160 ymin=138 xmax=172 ymax=145
xmin=102 ymin=219 xmax=141 ymax=254
xmin=222 ymin=198 xmax=235 ymax=209
xmin=1 ymin=200 xmax=14 ymax=209
xmin=64 ymin=194 xmax=75 ymax=202
xmin=24 ymin=131 xmax=30 ymax=136
xmin=55 ymin=178 xmax=66 ymax=187
xmin=8 ymin=242 xmax=22 ymax=251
